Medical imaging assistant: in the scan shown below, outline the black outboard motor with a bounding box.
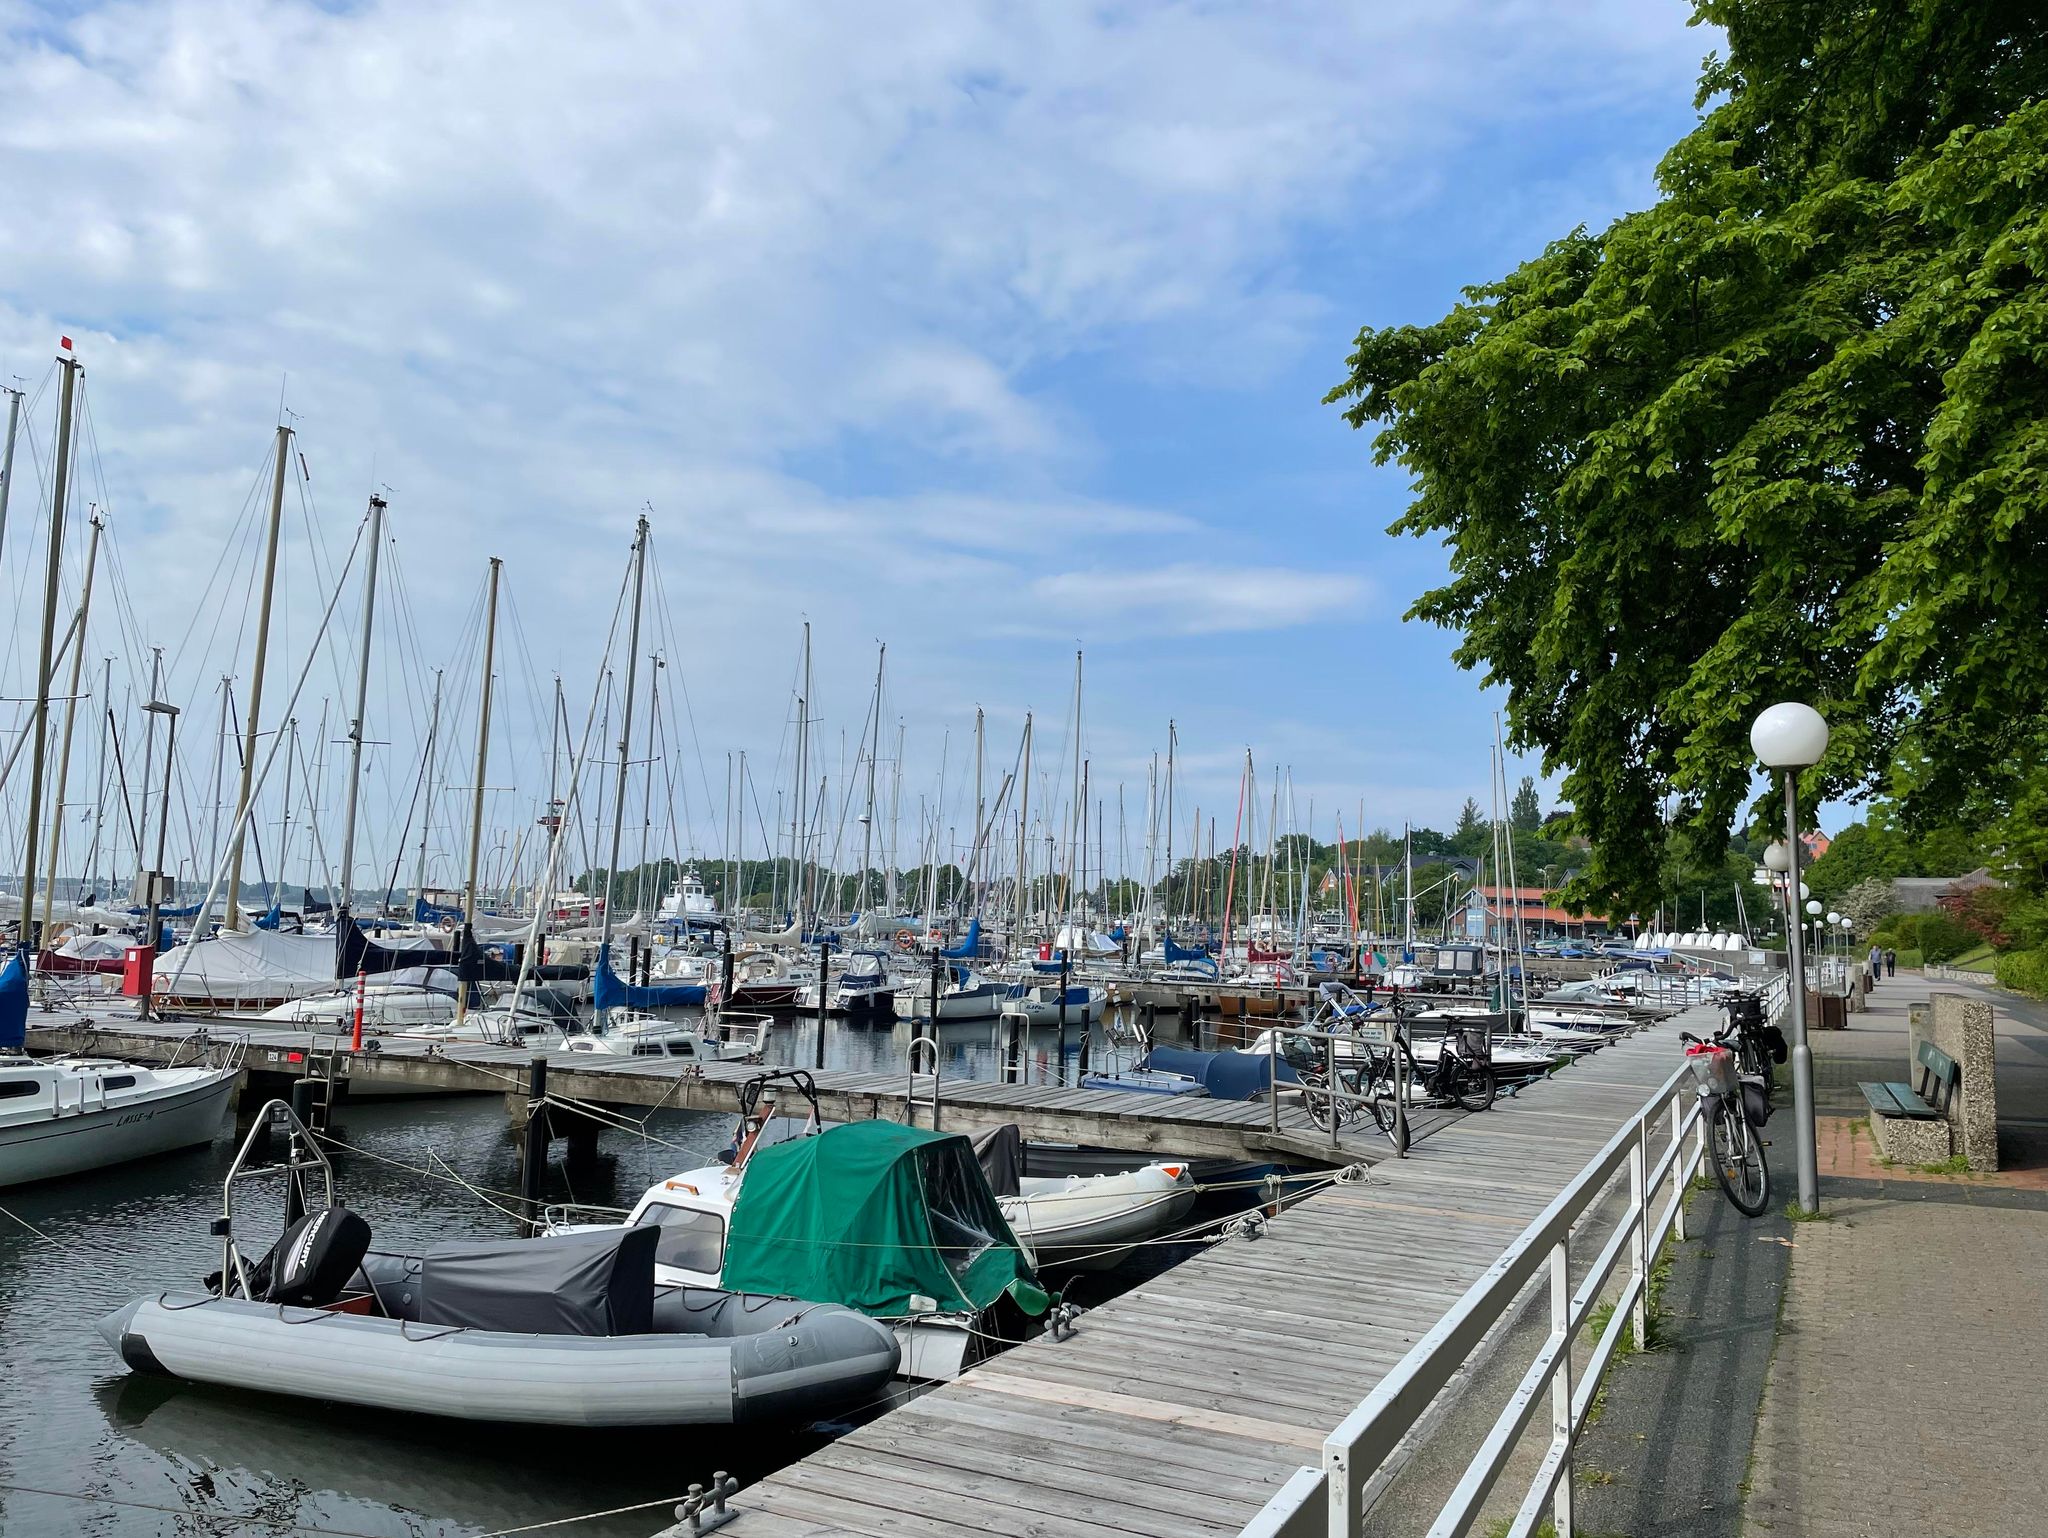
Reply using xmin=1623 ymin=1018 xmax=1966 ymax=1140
xmin=265 ymin=1206 xmax=372 ymax=1307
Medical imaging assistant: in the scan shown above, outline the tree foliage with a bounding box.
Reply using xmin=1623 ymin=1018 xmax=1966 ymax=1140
xmin=1510 ymin=776 xmax=1543 ymax=833
xmin=1328 ymin=1 xmax=2048 ymax=916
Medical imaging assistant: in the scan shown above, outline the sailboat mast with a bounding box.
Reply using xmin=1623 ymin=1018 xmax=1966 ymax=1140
xmin=1013 ymin=714 xmax=1032 ymax=949
xmin=19 ymin=352 xmax=80 ymax=947
xmin=862 ymin=644 xmax=884 ymax=913
xmin=221 ymin=425 xmax=293 ymax=929
xmin=595 ymin=518 xmax=649 ymax=1024
xmin=971 ymin=706 xmax=984 ymax=905
xmin=412 ymin=670 xmax=443 ymax=907
xmin=463 ymin=561 xmax=502 ymax=925
xmin=1162 ymin=721 xmax=1176 ymax=930
xmin=41 ymin=511 xmax=102 ymax=932
xmin=0 ymin=384 xmax=21 ymax=576
xmin=333 ymin=494 xmax=384 ymax=921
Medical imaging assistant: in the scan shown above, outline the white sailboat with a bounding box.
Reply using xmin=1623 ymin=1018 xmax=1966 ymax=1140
xmin=1 ymin=956 xmax=240 ymax=1187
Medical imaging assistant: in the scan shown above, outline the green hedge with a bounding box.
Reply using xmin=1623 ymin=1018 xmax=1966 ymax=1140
xmin=1916 ymin=912 xmax=1978 ymax=964
xmin=1993 ymin=948 xmax=2048 ymax=999
xmin=1894 ymin=948 xmax=1924 ymax=970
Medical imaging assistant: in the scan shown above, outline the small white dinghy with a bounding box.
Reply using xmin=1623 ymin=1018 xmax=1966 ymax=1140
xmin=971 ymin=1123 xmax=1197 ymax=1269
xmin=99 ymin=1100 xmax=899 ymax=1427
xmin=0 ymin=954 xmax=240 ymax=1188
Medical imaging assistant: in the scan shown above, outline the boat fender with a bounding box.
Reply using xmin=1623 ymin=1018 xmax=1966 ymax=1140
xmin=267 ymin=1206 xmax=373 ymax=1307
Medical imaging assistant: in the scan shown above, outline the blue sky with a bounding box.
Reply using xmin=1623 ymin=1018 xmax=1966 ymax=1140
xmin=0 ymin=1 xmax=1724 ymax=887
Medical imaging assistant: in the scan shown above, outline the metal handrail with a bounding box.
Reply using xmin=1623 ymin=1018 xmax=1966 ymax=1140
xmin=1239 ymin=1047 xmax=1713 ymax=1538
xmin=905 ymin=1035 xmax=940 ymax=1130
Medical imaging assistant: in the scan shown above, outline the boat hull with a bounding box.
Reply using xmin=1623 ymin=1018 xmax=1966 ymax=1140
xmin=0 ymin=1074 xmax=234 ymax=1189
xmin=99 ymin=1288 xmax=900 ymax=1427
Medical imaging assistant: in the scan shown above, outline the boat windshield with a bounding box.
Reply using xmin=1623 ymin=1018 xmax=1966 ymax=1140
xmin=635 ymin=1202 xmax=726 ymax=1274
xmin=917 ymin=1146 xmax=1005 ymax=1281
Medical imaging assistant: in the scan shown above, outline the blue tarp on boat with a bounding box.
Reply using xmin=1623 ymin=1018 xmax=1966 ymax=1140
xmin=591 ymin=941 xmax=707 ymax=1010
xmin=940 ymin=918 xmax=981 ymax=959
xmin=0 ymin=950 xmax=27 ymax=1051
xmin=1139 ymin=1045 xmax=1299 ymax=1099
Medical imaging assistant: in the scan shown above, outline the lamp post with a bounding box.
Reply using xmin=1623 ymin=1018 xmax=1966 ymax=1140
xmin=1753 ymin=701 xmax=1829 ymax=1214
xmin=138 ymin=699 xmax=180 ymax=1022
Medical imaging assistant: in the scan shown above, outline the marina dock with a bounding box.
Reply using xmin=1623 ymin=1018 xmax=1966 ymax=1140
xmin=671 ymin=1006 xmax=1704 ymax=1538
xmin=20 ymin=1011 xmax=1453 ymax=1165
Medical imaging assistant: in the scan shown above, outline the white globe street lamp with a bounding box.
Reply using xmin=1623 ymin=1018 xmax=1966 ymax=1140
xmin=1756 ymin=701 xmax=1830 ymax=1215
xmin=1805 ymin=899 xmax=1823 ymax=916
xmin=1751 ymin=702 xmax=1831 ymax=770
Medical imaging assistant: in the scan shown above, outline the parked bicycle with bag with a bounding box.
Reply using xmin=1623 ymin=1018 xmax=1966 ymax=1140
xmin=1681 ymin=1018 xmax=1773 ymax=1216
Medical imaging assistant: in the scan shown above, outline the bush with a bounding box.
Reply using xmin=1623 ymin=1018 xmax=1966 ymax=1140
xmin=1894 ymin=948 xmax=1924 ymax=971
xmin=1877 ymin=913 xmax=1922 ymax=949
xmin=1993 ymin=948 xmax=2048 ymax=999
xmin=1917 ymin=912 xmax=1977 ymax=963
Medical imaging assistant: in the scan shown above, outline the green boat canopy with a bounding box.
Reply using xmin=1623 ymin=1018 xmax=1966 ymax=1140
xmin=721 ymin=1120 xmax=1049 ymax=1319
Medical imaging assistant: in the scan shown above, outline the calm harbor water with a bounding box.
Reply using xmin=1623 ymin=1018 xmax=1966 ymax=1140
xmin=0 ymin=1009 xmax=1178 ymax=1536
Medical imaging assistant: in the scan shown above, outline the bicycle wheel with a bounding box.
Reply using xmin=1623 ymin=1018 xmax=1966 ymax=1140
xmin=1452 ymin=1063 xmax=1497 ymax=1113
xmin=1708 ymin=1096 xmax=1771 ymax=1216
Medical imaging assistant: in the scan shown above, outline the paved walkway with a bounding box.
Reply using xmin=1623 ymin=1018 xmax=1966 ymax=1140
xmin=1741 ymin=971 xmax=2048 ymax=1537
xmin=1741 ymin=1189 xmax=2048 ymax=1537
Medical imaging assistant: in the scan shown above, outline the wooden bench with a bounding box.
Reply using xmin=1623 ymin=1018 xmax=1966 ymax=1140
xmin=1858 ymin=1040 xmax=1960 ymax=1122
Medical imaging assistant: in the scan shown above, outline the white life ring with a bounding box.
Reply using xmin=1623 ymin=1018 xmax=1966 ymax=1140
xmin=439 ymin=917 xmax=457 ymax=933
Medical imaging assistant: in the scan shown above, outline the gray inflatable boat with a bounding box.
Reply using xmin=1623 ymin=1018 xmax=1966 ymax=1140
xmin=97 ymin=1098 xmax=897 ymax=1427
xmin=100 ymin=1225 xmax=900 ymax=1427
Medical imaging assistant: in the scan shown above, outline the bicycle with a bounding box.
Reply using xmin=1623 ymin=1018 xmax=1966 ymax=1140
xmin=1681 ymin=1024 xmax=1772 ymax=1216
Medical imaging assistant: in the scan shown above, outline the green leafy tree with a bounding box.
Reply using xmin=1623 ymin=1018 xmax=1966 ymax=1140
xmin=1327 ymin=1 xmax=2048 ymax=917
xmin=1510 ymin=776 xmax=1542 ymax=834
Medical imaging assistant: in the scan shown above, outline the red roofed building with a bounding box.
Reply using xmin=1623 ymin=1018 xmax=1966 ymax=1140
xmin=1463 ymin=884 xmax=1597 ymax=940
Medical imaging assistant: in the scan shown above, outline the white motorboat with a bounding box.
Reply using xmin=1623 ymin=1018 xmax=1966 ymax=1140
xmin=553 ymin=1075 xmax=1056 ymax=1381
xmin=559 ymin=1009 xmax=766 ymax=1061
xmin=1 ymin=957 xmax=241 ymax=1186
xmin=656 ymin=866 xmax=720 ymax=923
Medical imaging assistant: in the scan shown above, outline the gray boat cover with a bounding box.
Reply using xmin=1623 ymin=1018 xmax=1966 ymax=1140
xmin=417 ymin=1225 xmax=656 ymax=1336
xmin=971 ymin=1124 xmax=1024 ymax=1198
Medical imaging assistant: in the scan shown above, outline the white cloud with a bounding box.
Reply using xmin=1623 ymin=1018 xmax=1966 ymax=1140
xmin=1027 ymin=563 xmax=1366 ymax=637
xmin=0 ymin=0 xmax=1706 ymax=865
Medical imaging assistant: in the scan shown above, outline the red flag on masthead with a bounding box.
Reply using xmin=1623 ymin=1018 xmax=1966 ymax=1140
xmin=58 ymin=336 xmax=72 ymax=351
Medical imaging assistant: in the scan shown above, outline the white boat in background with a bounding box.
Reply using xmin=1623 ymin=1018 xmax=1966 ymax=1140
xmin=257 ymin=979 xmax=460 ymax=1031
xmin=892 ymin=963 xmax=1006 ymax=1022
xmin=560 ymin=1010 xmax=766 ymax=1061
xmin=2 ymin=957 xmax=241 ymax=1187
xmin=656 ymin=867 xmax=720 ymax=923
xmin=997 ymin=981 xmax=1108 ymax=1028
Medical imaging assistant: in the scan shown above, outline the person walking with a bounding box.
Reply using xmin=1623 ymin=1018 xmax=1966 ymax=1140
xmin=1886 ymin=947 xmax=1897 ymax=978
xmin=1869 ymin=943 xmax=1884 ymax=982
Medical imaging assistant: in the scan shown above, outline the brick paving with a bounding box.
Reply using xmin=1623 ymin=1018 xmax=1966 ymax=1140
xmin=1743 ymin=969 xmax=2048 ymax=1537
xmin=1741 ymin=1192 xmax=2048 ymax=1538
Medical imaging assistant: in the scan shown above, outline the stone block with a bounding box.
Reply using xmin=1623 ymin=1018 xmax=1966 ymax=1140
xmin=1929 ymin=992 xmax=1998 ymax=1172
xmin=1869 ymin=1109 xmax=1951 ymax=1165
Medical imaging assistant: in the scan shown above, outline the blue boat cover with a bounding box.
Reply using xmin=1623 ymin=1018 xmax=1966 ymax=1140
xmin=592 ymin=941 xmax=708 ymax=1010
xmin=0 ymin=950 xmax=26 ymax=1051
xmin=940 ymin=918 xmax=981 ymax=959
xmin=1139 ymin=1045 xmax=1299 ymax=1098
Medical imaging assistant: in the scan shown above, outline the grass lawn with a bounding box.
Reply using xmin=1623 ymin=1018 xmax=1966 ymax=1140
xmin=1946 ymin=942 xmax=1999 ymax=973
